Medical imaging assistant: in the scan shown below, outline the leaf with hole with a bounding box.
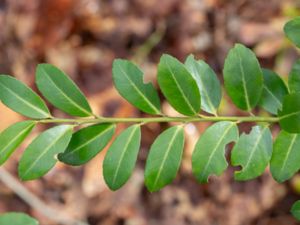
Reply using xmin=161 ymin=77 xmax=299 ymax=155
xmin=36 ymin=64 xmax=93 ymax=117
xmin=278 ymin=93 xmax=300 ymax=133
xmin=223 ymin=44 xmax=263 ymax=111
xmin=58 ymin=123 xmax=115 ymax=166
xmin=185 ymin=54 xmax=222 ymax=115
xmin=157 ymin=54 xmax=201 ymax=116
xmin=270 ymin=130 xmax=300 ymax=182
xmin=259 ymin=69 xmax=288 ymax=115
xmin=289 ymin=59 xmax=300 ymax=93
xmin=231 ymin=126 xmax=273 ymax=181
xmin=103 ymin=125 xmax=141 ymax=190
xmin=18 ymin=125 xmax=73 ymax=180
xmin=284 ymin=16 xmax=300 ymax=48
xmin=192 ymin=121 xmax=239 ymax=183
xmin=112 ymin=59 xmax=161 ymax=114
xmin=0 ymin=212 xmax=39 ymax=225
xmin=0 ymin=75 xmax=50 ymax=119
xmin=145 ymin=126 xmax=184 ymax=192
xmin=0 ymin=121 xmax=35 ymax=166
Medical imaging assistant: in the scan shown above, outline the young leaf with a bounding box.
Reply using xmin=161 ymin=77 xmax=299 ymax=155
xmin=223 ymin=44 xmax=263 ymax=111
xmin=288 ymin=59 xmax=300 ymax=93
xmin=284 ymin=16 xmax=300 ymax=48
xmin=270 ymin=130 xmax=300 ymax=182
xmin=145 ymin=126 xmax=185 ymax=192
xmin=185 ymin=54 xmax=222 ymax=115
xmin=231 ymin=126 xmax=273 ymax=181
xmin=278 ymin=93 xmax=300 ymax=133
xmin=58 ymin=123 xmax=115 ymax=165
xmin=157 ymin=54 xmax=201 ymax=116
xmin=291 ymin=200 xmax=300 ymax=220
xmin=0 ymin=75 xmax=50 ymax=119
xmin=36 ymin=64 xmax=93 ymax=117
xmin=192 ymin=121 xmax=239 ymax=183
xmin=112 ymin=59 xmax=161 ymax=114
xmin=103 ymin=125 xmax=141 ymax=190
xmin=0 ymin=121 xmax=35 ymax=166
xmin=18 ymin=125 xmax=73 ymax=180
xmin=259 ymin=69 xmax=288 ymax=115
xmin=0 ymin=212 xmax=39 ymax=225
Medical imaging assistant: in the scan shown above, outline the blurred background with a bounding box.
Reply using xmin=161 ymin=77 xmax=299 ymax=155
xmin=0 ymin=0 xmax=300 ymax=224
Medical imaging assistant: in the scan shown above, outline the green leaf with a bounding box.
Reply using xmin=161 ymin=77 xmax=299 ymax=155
xmin=284 ymin=17 xmax=300 ymax=48
xmin=58 ymin=123 xmax=115 ymax=165
xmin=0 ymin=212 xmax=39 ymax=225
xmin=223 ymin=44 xmax=263 ymax=111
xmin=145 ymin=126 xmax=185 ymax=192
xmin=112 ymin=59 xmax=161 ymax=114
xmin=288 ymin=59 xmax=300 ymax=93
xmin=291 ymin=200 xmax=300 ymax=220
xmin=278 ymin=93 xmax=300 ymax=133
xmin=0 ymin=121 xmax=35 ymax=166
xmin=231 ymin=126 xmax=273 ymax=181
xmin=103 ymin=125 xmax=141 ymax=190
xmin=157 ymin=54 xmax=201 ymax=116
xmin=36 ymin=64 xmax=93 ymax=117
xmin=18 ymin=125 xmax=73 ymax=180
xmin=258 ymin=69 xmax=288 ymax=115
xmin=0 ymin=75 xmax=50 ymax=119
xmin=192 ymin=121 xmax=238 ymax=183
xmin=270 ymin=130 xmax=300 ymax=182
xmin=185 ymin=54 xmax=222 ymax=115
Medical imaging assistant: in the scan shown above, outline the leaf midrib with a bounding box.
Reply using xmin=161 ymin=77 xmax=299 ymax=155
xmin=280 ymin=110 xmax=300 ymax=120
xmin=263 ymin=85 xmax=282 ymax=107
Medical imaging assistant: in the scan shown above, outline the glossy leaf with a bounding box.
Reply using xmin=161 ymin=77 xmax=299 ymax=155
xmin=291 ymin=200 xmax=300 ymax=220
xmin=223 ymin=44 xmax=263 ymax=111
xmin=157 ymin=54 xmax=201 ymax=116
xmin=58 ymin=123 xmax=115 ymax=165
xmin=0 ymin=121 xmax=35 ymax=166
xmin=103 ymin=125 xmax=141 ymax=190
xmin=270 ymin=130 xmax=300 ymax=182
xmin=258 ymin=69 xmax=288 ymax=115
xmin=278 ymin=93 xmax=300 ymax=133
xmin=231 ymin=126 xmax=273 ymax=180
xmin=18 ymin=125 xmax=73 ymax=180
xmin=0 ymin=213 xmax=38 ymax=225
xmin=192 ymin=121 xmax=239 ymax=183
xmin=288 ymin=59 xmax=300 ymax=93
xmin=284 ymin=17 xmax=300 ymax=48
xmin=112 ymin=59 xmax=161 ymax=114
xmin=0 ymin=75 xmax=50 ymax=119
xmin=145 ymin=126 xmax=185 ymax=192
xmin=185 ymin=54 xmax=222 ymax=115
xmin=36 ymin=64 xmax=93 ymax=117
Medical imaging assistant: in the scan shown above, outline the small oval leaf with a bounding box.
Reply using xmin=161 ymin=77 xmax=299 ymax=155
xmin=231 ymin=126 xmax=273 ymax=181
xmin=0 ymin=213 xmax=39 ymax=225
xmin=145 ymin=126 xmax=185 ymax=192
xmin=192 ymin=121 xmax=239 ymax=183
xmin=278 ymin=93 xmax=300 ymax=133
xmin=284 ymin=17 xmax=300 ymax=48
xmin=259 ymin=69 xmax=288 ymax=115
xmin=185 ymin=54 xmax=222 ymax=115
xmin=58 ymin=123 xmax=115 ymax=165
xmin=0 ymin=75 xmax=50 ymax=119
xmin=291 ymin=200 xmax=300 ymax=220
xmin=0 ymin=121 xmax=35 ymax=166
xmin=112 ymin=59 xmax=161 ymax=114
xmin=18 ymin=125 xmax=73 ymax=180
xmin=103 ymin=125 xmax=141 ymax=190
xmin=270 ymin=130 xmax=300 ymax=182
xmin=157 ymin=54 xmax=201 ymax=116
xmin=288 ymin=59 xmax=300 ymax=93
xmin=36 ymin=64 xmax=93 ymax=117
xmin=223 ymin=44 xmax=263 ymax=111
